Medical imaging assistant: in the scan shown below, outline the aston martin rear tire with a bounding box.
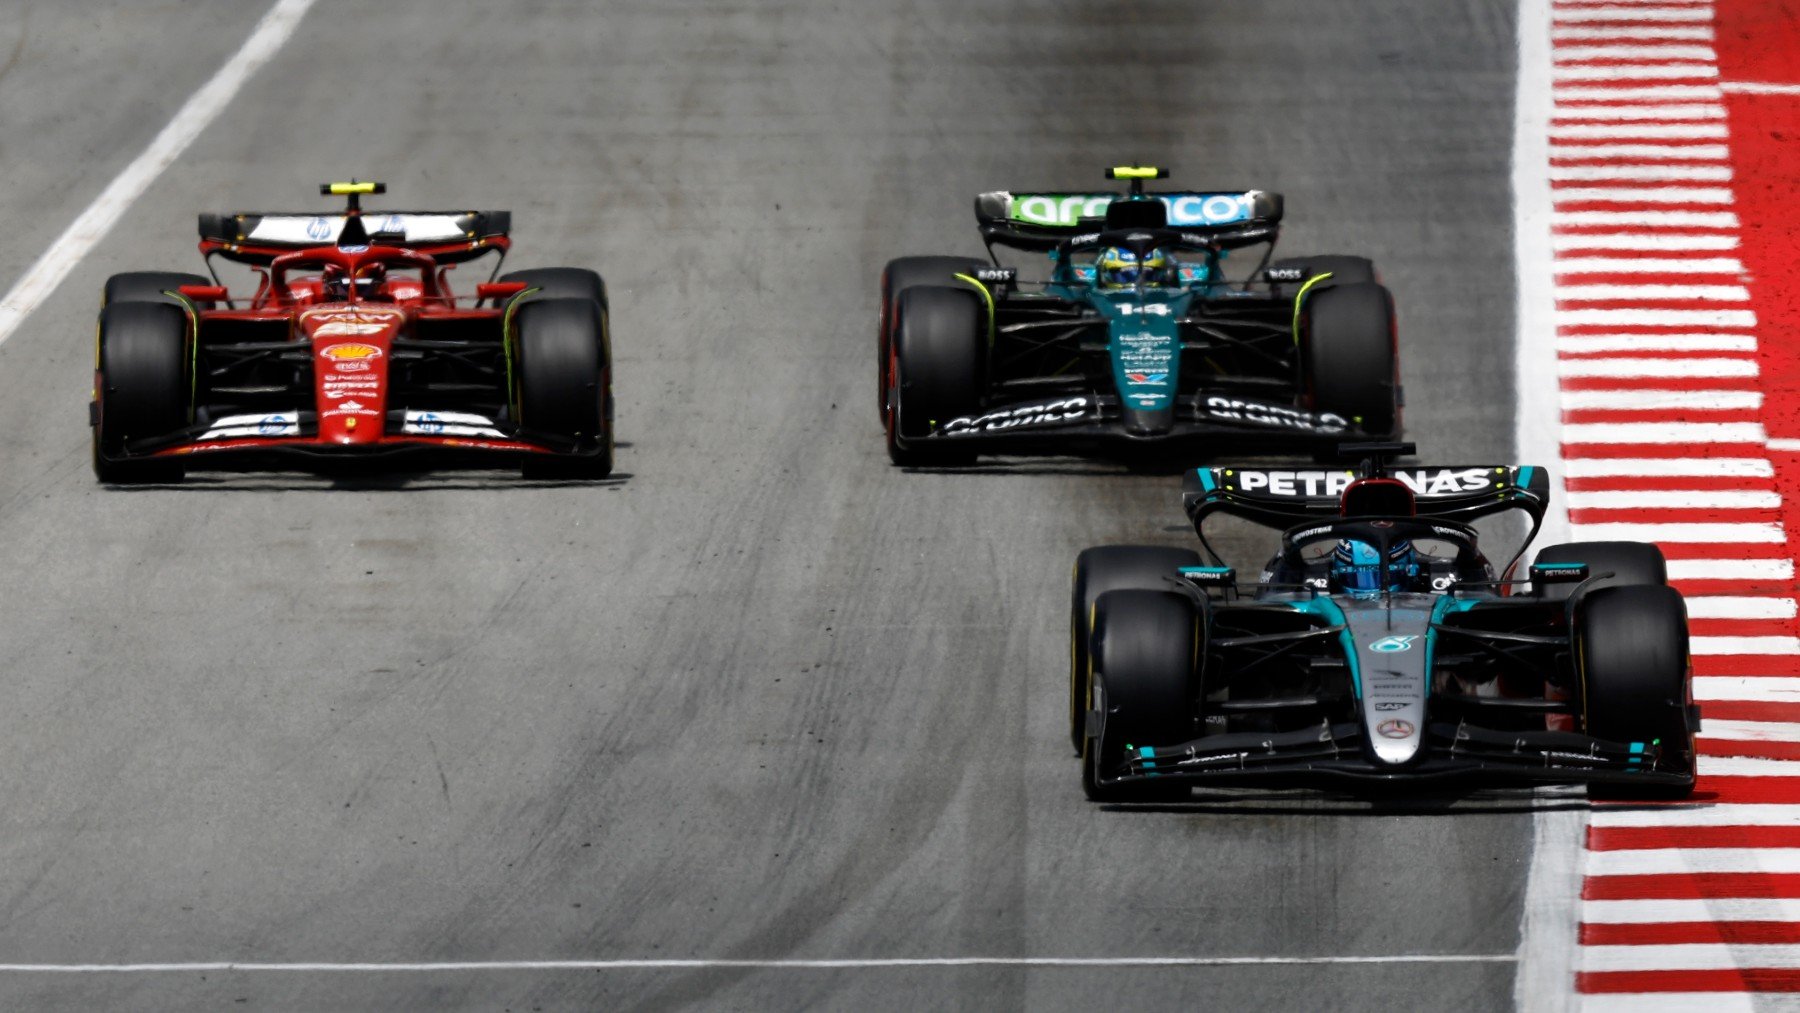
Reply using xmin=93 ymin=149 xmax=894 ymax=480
xmin=886 ymin=285 xmax=982 ymax=468
xmin=515 ymin=297 xmax=612 ymax=479
xmin=1069 ymin=545 xmax=1202 ymax=753
xmin=1300 ymin=281 xmax=1398 ymax=439
xmin=1082 ymin=589 xmax=1201 ymax=803
xmin=93 ymin=301 xmax=189 ymax=484
xmin=1266 ymin=255 xmax=1376 ymax=288
xmin=1578 ymin=584 xmax=1695 ymax=798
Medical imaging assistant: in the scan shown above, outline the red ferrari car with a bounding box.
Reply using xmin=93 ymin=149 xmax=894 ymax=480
xmin=90 ymin=181 xmax=613 ymax=482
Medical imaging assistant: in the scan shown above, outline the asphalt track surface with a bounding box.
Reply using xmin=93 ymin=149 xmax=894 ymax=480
xmin=0 ymin=1 xmax=1525 ymax=1008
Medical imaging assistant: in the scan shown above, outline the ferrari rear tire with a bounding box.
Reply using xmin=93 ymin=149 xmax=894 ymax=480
xmin=1083 ymin=590 xmax=1201 ymax=803
xmin=1069 ymin=545 xmax=1202 ymax=753
xmin=515 ymin=297 xmax=613 ymax=479
xmin=498 ymin=267 xmax=607 ymax=308
xmin=1267 ymin=255 xmax=1376 ymax=288
xmin=878 ymin=256 xmax=983 ymax=422
xmin=1300 ymin=281 xmax=1398 ymax=439
xmin=887 ymin=285 xmax=982 ymax=467
xmin=1532 ymin=541 xmax=1666 ymax=601
xmin=93 ymin=301 xmax=189 ymax=484
xmin=1578 ymin=584 xmax=1695 ymax=798
xmin=102 ymin=271 xmax=213 ymax=309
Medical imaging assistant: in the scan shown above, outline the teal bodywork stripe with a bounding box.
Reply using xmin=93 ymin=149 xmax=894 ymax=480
xmin=1518 ymin=465 xmax=1536 ymax=490
xmin=1424 ymin=595 xmax=1484 ymax=695
xmin=1286 ymin=596 xmax=1359 ymax=697
xmin=1197 ymin=468 xmax=1217 ymax=492
xmin=1179 ymin=566 xmax=1233 ymax=575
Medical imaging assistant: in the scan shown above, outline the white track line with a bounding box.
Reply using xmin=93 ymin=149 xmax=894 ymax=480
xmin=1720 ymin=81 xmax=1800 ymax=95
xmin=1552 ymin=26 xmax=1715 ymax=42
xmin=1556 ymin=283 xmax=1748 ymax=299
xmin=1666 ymin=558 xmax=1793 ymax=581
xmin=1553 ymin=234 xmax=1739 ymax=251
xmin=1514 ymin=4 xmax=1583 ymax=1011
xmin=1593 ymin=804 xmax=1800 ymax=828
xmin=1694 ymin=677 xmax=1800 ymax=700
xmin=1564 ymin=458 xmax=1772 ymax=478
xmin=1550 ymin=143 xmax=1729 ymax=159
xmin=1551 ymin=122 xmax=1727 ymax=138
xmin=1693 ymin=636 xmax=1800 ymax=654
xmin=1692 ymin=719 xmax=1800 ymax=742
xmin=1561 ymin=421 xmax=1765 ymax=443
xmin=1554 ymin=7 xmax=1715 ymax=21
xmin=1554 ymin=184 xmax=1732 ymax=199
xmin=1567 ymin=491 xmax=1780 ymax=510
xmin=1554 ymin=44 xmax=1717 ymax=60
xmin=1555 ymin=85 xmax=1725 ymax=102
xmin=1554 ymin=210 xmax=1737 ymax=226
xmin=1583 ymin=897 xmax=1800 ymax=924
xmin=1554 ymin=257 xmax=1744 ymax=273
xmin=1589 ymin=847 xmax=1800 ymax=875
xmin=1684 ymin=595 xmax=1798 ymax=618
xmin=1568 ymin=523 xmax=1785 ymax=543
xmin=0 ymin=955 xmax=1517 ymax=973
xmin=1559 ymin=336 xmax=1756 ymax=353
xmin=1700 ymin=757 xmax=1800 ymax=776
xmin=1581 ymin=945 xmax=1800 ymax=973
xmin=1580 ymin=998 xmax=1758 ymax=1013
xmin=0 ymin=0 xmax=315 ymax=345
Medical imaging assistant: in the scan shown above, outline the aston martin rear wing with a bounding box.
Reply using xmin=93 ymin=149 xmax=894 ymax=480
xmin=1181 ymin=464 xmax=1551 ymax=532
xmin=974 ymin=189 xmax=1282 ymax=253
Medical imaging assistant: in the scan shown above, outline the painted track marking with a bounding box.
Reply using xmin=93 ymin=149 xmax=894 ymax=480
xmin=0 ymin=0 xmax=315 ymax=345
xmin=0 ymin=955 xmax=1518 ymax=973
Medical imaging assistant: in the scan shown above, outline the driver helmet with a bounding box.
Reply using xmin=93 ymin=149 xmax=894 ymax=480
xmin=1097 ymin=246 xmax=1177 ymax=288
xmin=321 ymin=265 xmax=351 ymax=302
xmin=1329 ymin=538 xmax=1418 ymax=593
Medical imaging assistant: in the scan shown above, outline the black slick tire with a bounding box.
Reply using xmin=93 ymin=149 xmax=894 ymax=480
xmin=1069 ymin=545 xmax=1202 ymax=753
xmin=93 ymin=301 xmax=189 ymax=484
xmin=1266 ymin=255 xmax=1376 ymax=288
xmin=879 ymin=256 xmax=983 ymax=422
xmin=1300 ymin=281 xmax=1398 ymax=439
xmin=886 ymin=285 xmax=982 ymax=467
xmin=1532 ymin=541 xmax=1667 ymax=601
xmin=103 ymin=271 xmax=213 ymax=309
xmin=514 ymin=297 xmax=613 ymax=479
xmin=1578 ymin=584 xmax=1695 ymax=798
xmin=498 ymin=267 xmax=607 ymax=307
xmin=1083 ymin=589 xmax=1201 ymax=803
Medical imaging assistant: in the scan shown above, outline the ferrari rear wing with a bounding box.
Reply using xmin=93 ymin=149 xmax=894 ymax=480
xmin=198 ymin=209 xmax=511 ymax=265
xmin=1181 ymin=464 xmax=1551 ymax=532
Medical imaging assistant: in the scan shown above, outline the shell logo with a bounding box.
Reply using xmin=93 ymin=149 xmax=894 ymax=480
xmin=320 ymin=343 xmax=382 ymax=361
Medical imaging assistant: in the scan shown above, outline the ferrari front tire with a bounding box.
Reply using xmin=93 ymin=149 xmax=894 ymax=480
xmin=93 ymin=301 xmax=189 ymax=484
xmin=515 ymin=297 xmax=613 ymax=479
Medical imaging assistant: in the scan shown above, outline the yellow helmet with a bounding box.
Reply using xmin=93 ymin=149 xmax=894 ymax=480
xmin=1096 ymin=246 xmax=1177 ymax=288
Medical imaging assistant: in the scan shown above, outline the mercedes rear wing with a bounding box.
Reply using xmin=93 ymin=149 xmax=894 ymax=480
xmin=1182 ymin=464 xmax=1551 ymax=532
